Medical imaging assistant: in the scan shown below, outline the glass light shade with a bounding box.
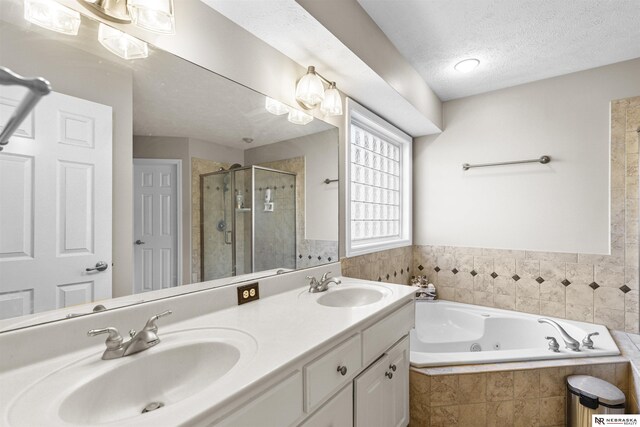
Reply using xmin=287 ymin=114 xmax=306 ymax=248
xmin=295 ymin=69 xmax=324 ymax=106
xmin=320 ymin=86 xmax=343 ymax=116
xmin=98 ymin=24 xmax=149 ymax=60
xmin=128 ymin=0 xmax=175 ymax=34
xmin=287 ymin=109 xmax=313 ymax=125
xmin=24 ymin=0 xmax=81 ymax=35
xmin=454 ymin=58 xmax=480 ymax=73
xmin=265 ymin=97 xmax=289 ymax=116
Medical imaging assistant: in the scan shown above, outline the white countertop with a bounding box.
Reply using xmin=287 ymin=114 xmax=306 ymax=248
xmin=0 ymin=277 xmax=415 ymax=426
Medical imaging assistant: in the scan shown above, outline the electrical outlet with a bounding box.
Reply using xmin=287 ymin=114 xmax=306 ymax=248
xmin=237 ymin=282 xmax=260 ymax=305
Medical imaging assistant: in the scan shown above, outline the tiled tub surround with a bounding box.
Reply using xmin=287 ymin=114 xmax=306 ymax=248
xmin=409 ymin=361 xmax=631 ymax=427
xmin=412 ymin=96 xmax=640 ymax=333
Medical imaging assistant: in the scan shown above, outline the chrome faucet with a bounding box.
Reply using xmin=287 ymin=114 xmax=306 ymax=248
xmin=308 ymin=272 xmax=342 ymax=293
xmin=538 ymin=318 xmax=580 ymax=351
xmin=88 ymin=310 xmax=172 ymax=360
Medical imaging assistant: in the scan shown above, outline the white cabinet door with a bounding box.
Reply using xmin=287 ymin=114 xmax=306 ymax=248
xmin=0 ymin=88 xmax=112 ymax=319
xmin=301 ymin=383 xmax=353 ymax=427
xmin=387 ymin=336 xmax=410 ymax=427
xmin=354 ymin=355 xmax=391 ymax=427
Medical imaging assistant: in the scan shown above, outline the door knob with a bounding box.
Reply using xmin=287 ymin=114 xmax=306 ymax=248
xmin=135 ymin=240 xmax=146 ymax=245
xmin=86 ymin=261 xmax=108 ymax=272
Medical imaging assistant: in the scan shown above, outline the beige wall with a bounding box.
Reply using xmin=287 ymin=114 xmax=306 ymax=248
xmin=245 ymin=129 xmax=339 ymax=241
xmin=0 ymin=19 xmax=134 ymax=298
xmin=414 ymin=58 xmax=640 ymax=254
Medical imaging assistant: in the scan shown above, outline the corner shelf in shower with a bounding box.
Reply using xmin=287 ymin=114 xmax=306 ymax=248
xmin=235 ymin=208 xmax=252 ymax=212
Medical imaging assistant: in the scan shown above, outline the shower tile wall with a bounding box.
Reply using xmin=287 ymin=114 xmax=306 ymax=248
xmin=192 ymin=157 xmax=230 ymax=282
xmin=258 ymin=157 xmax=339 ymax=268
xmin=413 ymin=96 xmax=640 ymax=333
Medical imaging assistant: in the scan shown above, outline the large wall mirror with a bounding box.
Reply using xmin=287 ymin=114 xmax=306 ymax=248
xmin=0 ymin=5 xmax=339 ymax=331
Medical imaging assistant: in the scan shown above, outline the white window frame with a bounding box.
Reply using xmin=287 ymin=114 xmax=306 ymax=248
xmin=345 ymin=98 xmax=412 ymax=257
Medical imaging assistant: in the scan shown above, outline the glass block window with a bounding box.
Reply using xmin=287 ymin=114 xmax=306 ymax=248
xmin=346 ymin=99 xmax=412 ymax=257
xmin=350 ymin=124 xmax=401 ymax=240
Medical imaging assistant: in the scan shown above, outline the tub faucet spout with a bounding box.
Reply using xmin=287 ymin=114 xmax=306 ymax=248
xmin=538 ymin=318 xmax=580 ymax=351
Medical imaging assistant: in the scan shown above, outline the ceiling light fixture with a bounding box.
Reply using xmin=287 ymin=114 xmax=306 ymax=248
xmin=265 ymin=97 xmax=289 ymax=116
xmin=454 ymin=58 xmax=480 ymax=73
xmin=98 ymin=23 xmax=148 ymax=60
xmin=24 ymin=0 xmax=81 ymax=35
xmin=287 ymin=108 xmax=313 ymax=125
xmin=295 ymin=66 xmax=343 ymax=116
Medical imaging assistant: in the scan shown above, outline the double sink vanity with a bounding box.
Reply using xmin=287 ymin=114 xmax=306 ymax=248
xmin=0 ymin=265 xmax=415 ymax=426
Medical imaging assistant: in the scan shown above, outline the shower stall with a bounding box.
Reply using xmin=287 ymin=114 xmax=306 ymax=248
xmin=200 ymin=166 xmax=296 ymax=281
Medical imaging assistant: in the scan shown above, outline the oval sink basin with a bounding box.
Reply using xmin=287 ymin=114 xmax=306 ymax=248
xmin=316 ymin=287 xmax=386 ymax=307
xmin=8 ymin=328 xmax=257 ymax=426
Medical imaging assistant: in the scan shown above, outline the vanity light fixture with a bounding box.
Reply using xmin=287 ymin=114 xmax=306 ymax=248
xmin=24 ymin=0 xmax=81 ymax=35
xmin=80 ymin=0 xmax=175 ymax=34
xmin=454 ymin=58 xmax=480 ymax=73
xmin=127 ymin=0 xmax=175 ymax=34
xmin=98 ymin=23 xmax=148 ymax=60
xmin=295 ymin=66 xmax=343 ymax=116
xmin=265 ymin=97 xmax=289 ymax=116
xmin=287 ymin=108 xmax=314 ymax=125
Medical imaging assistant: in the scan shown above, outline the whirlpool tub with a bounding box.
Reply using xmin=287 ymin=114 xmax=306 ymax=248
xmin=410 ymin=301 xmax=620 ymax=367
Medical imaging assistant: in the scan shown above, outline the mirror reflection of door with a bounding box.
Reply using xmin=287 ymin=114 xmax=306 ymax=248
xmin=0 ymin=89 xmax=112 ymax=319
xmin=132 ymin=159 xmax=181 ymax=293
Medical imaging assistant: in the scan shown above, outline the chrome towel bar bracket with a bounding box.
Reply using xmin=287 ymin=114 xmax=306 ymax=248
xmin=0 ymin=67 xmax=52 ymax=151
xmin=462 ymin=155 xmax=551 ymax=171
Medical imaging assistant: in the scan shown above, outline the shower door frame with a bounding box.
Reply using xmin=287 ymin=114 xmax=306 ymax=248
xmin=200 ymin=165 xmax=297 ymax=281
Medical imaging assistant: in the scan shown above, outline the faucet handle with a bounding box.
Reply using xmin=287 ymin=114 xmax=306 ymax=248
xmin=320 ymin=271 xmax=332 ymax=282
xmin=545 ymin=336 xmax=560 ymax=352
xmin=582 ymin=332 xmax=599 ymax=349
xmin=143 ymin=310 xmax=172 ymax=333
xmin=88 ymin=327 xmax=123 ymax=350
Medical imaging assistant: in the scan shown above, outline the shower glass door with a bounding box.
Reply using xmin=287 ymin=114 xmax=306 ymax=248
xmin=201 ymin=171 xmax=233 ymax=280
xmin=253 ymin=167 xmax=296 ymax=272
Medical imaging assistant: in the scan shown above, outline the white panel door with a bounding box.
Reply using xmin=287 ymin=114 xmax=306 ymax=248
xmin=0 ymin=88 xmax=112 ymax=319
xmin=354 ymin=355 xmax=392 ymax=427
xmin=133 ymin=160 xmax=179 ymax=293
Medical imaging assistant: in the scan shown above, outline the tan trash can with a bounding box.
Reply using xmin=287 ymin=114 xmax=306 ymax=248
xmin=567 ymin=375 xmax=625 ymax=426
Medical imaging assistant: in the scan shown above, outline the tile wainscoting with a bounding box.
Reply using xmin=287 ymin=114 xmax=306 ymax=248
xmin=341 ymin=246 xmax=414 ymax=285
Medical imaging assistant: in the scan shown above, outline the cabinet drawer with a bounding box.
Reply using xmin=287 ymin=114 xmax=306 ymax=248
xmin=362 ymin=302 xmax=414 ymax=365
xmin=300 ymin=383 xmax=353 ymax=427
xmin=305 ymin=334 xmax=362 ymax=411
xmin=215 ymin=371 xmax=303 ymax=427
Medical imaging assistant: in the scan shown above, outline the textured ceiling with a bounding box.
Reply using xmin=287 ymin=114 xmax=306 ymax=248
xmin=202 ymin=0 xmax=441 ymax=136
xmin=358 ymin=0 xmax=640 ymax=100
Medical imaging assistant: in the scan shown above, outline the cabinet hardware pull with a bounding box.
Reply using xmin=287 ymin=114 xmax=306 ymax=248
xmin=389 ymin=364 xmax=397 ymax=372
xmin=337 ymin=365 xmax=347 ymax=376
xmin=385 ymin=371 xmax=393 ymax=379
